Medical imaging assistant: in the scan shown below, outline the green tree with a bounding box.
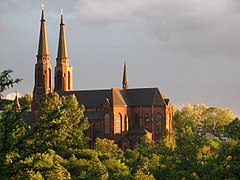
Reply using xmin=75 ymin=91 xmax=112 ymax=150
xmin=19 ymin=93 xmax=32 ymax=112
xmin=32 ymin=92 xmax=90 ymax=154
xmin=95 ymin=138 xmax=130 ymax=179
xmin=0 ymin=69 xmax=22 ymax=98
xmin=0 ymin=109 xmax=27 ymax=177
xmin=226 ymin=118 xmax=240 ymax=140
xmin=203 ymin=107 xmax=235 ymax=134
xmin=174 ymin=103 xmax=207 ymax=129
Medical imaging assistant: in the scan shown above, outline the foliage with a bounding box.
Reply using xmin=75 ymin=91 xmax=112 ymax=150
xmin=29 ymin=92 xmax=90 ymax=157
xmin=19 ymin=93 xmax=32 ymax=112
xmin=175 ymin=103 xmax=235 ymax=135
xmin=0 ymin=69 xmax=22 ymax=97
xmin=0 ymin=70 xmax=239 ymax=178
xmin=225 ymin=117 xmax=240 ymax=140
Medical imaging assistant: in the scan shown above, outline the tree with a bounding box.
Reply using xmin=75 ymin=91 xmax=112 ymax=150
xmin=203 ymin=107 xmax=235 ymax=134
xmin=94 ymin=138 xmax=130 ymax=179
xmin=32 ymin=92 xmax=90 ymax=154
xmin=174 ymin=103 xmax=207 ymax=129
xmin=19 ymin=93 xmax=32 ymax=112
xmin=0 ymin=109 xmax=27 ymax=177
xmin=226 ymin=118 xmax=240 ymax=140
xmin=0 ymin=69 xmax=22 ymax=98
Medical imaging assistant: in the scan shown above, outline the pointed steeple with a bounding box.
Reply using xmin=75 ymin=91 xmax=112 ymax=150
xmin=57 ymin=10 xmax=68 ymax=59
xmin=37 ymin=9 xmax=49 ymax=57
xmin=13 ymin=92 xmax=21 ymax=112
xmin=122 ymin=62 xmax=128 ymax=90
xmin=54 ymin=9 xmax=73 ymax=92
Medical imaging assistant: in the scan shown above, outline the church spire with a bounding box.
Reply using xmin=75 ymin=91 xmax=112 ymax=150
xmin=54 ymin=10 xmax=73 ymax=92
xmin=122 ymin=62 xmax=128 ymax=90
xmin=37 ymin=9 xmax=49 ymax=57
xmin=13 ymin=92 xmax=21 ymax=112
xmin=33 ymin=7 xmax=53 ymax=120
xmin=57 ymin=10 xmax=68 ymax=59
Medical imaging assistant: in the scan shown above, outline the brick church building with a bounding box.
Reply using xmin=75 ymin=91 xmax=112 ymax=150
xmin=32 ymin=9 xmax=173 ymax=148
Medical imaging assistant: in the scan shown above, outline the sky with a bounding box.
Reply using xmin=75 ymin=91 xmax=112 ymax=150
xmin=0 ymin=0 xmax=239 ymax=117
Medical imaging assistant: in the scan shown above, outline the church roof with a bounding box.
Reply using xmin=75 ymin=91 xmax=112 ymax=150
xmin=60 ymin=87 xmax=167 ymax=107
xmin=57 ymin=13 xmax=68 ymax=59
xmin=128 ymin=125 xmax=152 ymax=135
xmin=37 ymin=10 xmax=49 ymax=57
xmin=61 ymin=89 xmax=113 ymax=107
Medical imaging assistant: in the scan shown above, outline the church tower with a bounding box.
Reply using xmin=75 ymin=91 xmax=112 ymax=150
xmin=33 ymin=9 xmax=52 ymax=101
xmin=122 ymin=62 xmax=128 ymax=90
xmin=54 ymin=11 xmax=73 ymax=92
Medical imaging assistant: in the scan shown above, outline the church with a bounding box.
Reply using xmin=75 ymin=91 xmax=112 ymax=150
xmin=32 ymin=9 xmax=173 ymax=148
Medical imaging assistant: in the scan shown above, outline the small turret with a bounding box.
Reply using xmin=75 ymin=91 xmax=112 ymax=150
xmin=13 ymin=92 xmax=21 ymax=112
xmin=122 ymin=62 xmax=128 ymax=90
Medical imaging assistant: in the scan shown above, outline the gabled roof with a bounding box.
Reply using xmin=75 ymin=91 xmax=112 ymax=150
xmin=124 ymin=88 xmax=166 ymax=106
xmin=60 ymin=87 xmax=167 ymax=107
xmin=60 ymin=89 xmax=112 ymax=107
xmin=128 ymin=125 xmax=152 ymax=134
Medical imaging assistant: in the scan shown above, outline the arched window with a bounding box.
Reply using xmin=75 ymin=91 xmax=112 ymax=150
xmin=37 ymin=68 xmax=43 ymax=87
xmin=155 ymin=113 xmax=162 ymax=133
xmin=56 ymin=71 xmax=62 ymax=91
xmin=92 ymin=124 xmax=98 ymax=140
xmin=144 ymin=113 xmax=150 ymax=126
xmin=116 ymin=113 xmax=122 ymax=134
xmin=124 ymin=115 xmax=128 ymax=131
xmin=155 ymin=113 xmax=162 ymax=122
xmin=68 ymin=71 xmax=71 ymax=90
xmin=104 ymin=113 xmax=110 ymax=134
xmin=48 ymin=68 xmax=51 ymax=88
xmin=135 ymin=114 xmax=139 ymax=126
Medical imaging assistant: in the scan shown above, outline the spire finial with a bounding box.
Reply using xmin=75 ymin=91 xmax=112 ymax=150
xmin=60 ymin=9 xmax=64 ymax=25
xmin=41 ymin=3 xmax=45 ymax=10
xmin=41 ymin=4 xmax=45 ymax=21
xmin=122 ymin=61 xmax=128 ymax=90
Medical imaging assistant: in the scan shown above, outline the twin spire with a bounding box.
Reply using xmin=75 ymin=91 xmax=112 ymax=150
xmin=37 ymin=8 xmax=129 ymax=92
xmin=37 ymin=9 xmax=49 ymax=57
xmin=57 ymin=10 xmax=68 ymax=59
xmin=37 ymin=9 xmax=68 ymax=60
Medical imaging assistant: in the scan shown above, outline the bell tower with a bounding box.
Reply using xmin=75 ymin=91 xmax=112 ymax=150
xmin=32 ymin=8 xmax=52 ymax=119
xmin=33 ymin=9 xmax=52 ymax=100
xmin=54 ymin=10 xmax=73 ymax=92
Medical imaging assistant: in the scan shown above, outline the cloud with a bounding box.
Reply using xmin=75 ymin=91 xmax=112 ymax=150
xmin=5 ymin=92 xmax=21 ymax=100
xmin=72 ymin=0 xmax=240 ymax=56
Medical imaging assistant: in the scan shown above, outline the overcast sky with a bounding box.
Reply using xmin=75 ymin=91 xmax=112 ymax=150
xmin=0 ymin=0 xmax=239 ymax=117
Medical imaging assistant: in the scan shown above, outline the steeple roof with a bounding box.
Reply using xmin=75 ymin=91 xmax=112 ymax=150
xmin=13 ymin=92 xmax=21 ymax=112
xmin=57 ymin=12 xmax=68 ymax=59
xmin=122 ymin=62 xmax=128 ymax=90
xmin=37 ymin=9 xmax=49 ymax=56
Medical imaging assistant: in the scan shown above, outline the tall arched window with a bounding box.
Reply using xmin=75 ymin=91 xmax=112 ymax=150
xmin=155 ymin=113 xmax=162 ymax=133
xmin=124 ymin=115 xmax=128 ymax=131
xmin=104 ymin=113 xmax=110 ymax=134
xmin=116 ymin=113 xmax=122 ymax=134
xmin=56 ymin=71 xmax=62 ymax=91
xmin=48 ymin=68 xmax=51 ymax=88
xmin=68 ymin=71 xmax=71 ymax=90
xmin=37 ymin=68 xmax=43 ymax=87
xmin=92 ymin=124 xmax=98 ymax=141
xmin=135 ymin=114 xmax=139 ymax=126
xmin=144 ymin=113 xmax=150 ymax=126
